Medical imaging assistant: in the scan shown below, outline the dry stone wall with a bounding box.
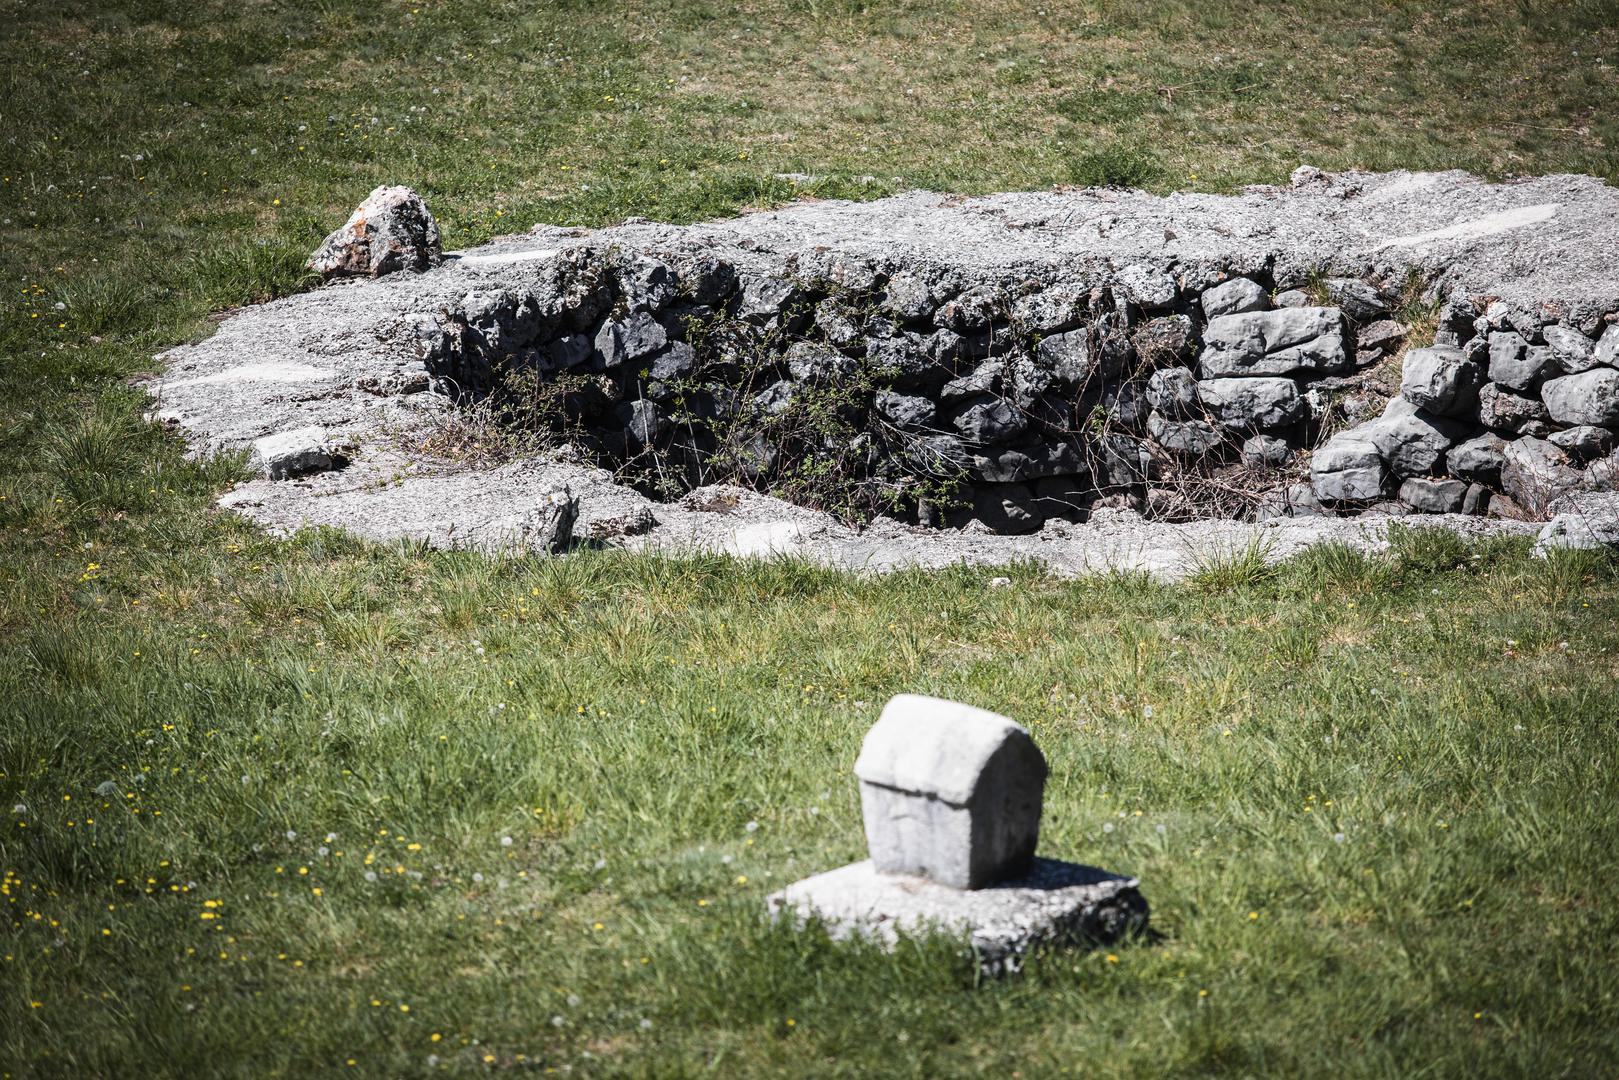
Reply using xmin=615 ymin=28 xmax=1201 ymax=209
xmin=417 ymin=246 xmax=1617 ymax=533
xmin=1313 ymin=302 xmax=1618 ymax=517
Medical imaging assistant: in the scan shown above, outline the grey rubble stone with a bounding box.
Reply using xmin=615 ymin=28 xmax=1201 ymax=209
xmin=1196 ymin=376 xmax=1305 ymax=429
xmin=614 ymin=399 xmax=666 ymax=445
xmin=1487 ymin=331 xmax=1555 ymax=392
xmin=1357 ymin=406 xmax=1471 ymax=477
xmin=1115 ymin=265 xmax=1178 ymax=310
xmin=615 ymin=257 xmax=680 ymax=312
xmin=934 ymin=285 xmax=1002 ymax=331
xmin=1541 ymin=368 xmax=1619 ymax=428
xmin=1310 ymin=435 xmax=1386 ymax=501
xmin=671 ymin=254 xmax=737 ymax=306
xmin=1534 ymin=492 xmax=1619 ymax=555
xmin=736 ymin=275 xmax=798 ymax=322
xmin=1145 ymin=366 xmax=1199 ymax=417
xmin=593 ymin=311 xmax=667 ymax=367
xmin=1544 ymin=324 xmax=1599 ymax=374
xmin=1133 ymin=314 xmax=1197 ymax=367
xmin=1011 ymin=284 xmax=1089 ymax=334
xmin=647 ymin=341 xmax=696 ymax=381
xmin=904 ymin=433 xmax=971 ymax=475
xmin=813 ymin=299 xmax=863 ymax=348
xmin=1500 ymin=436 xmax=1580 ymax=516
xmin=1548 ymin=424 xmax=1617 ymax=462
xmin=521 ymin=487 xmax=578 ymax=555
xmin=1035 ymin=328 xmax=1119 ymax=385
xmin=1199 ymin=307 xmax=1348 ymax=377
xmin=971 ymin=442 xmax=1082 ymax=483
xmin=854 ymin=694 xmax=1047 ymax=889
xmin=1200 ymin=277 xmax=1269 ymax=319
xmin=307 ymin=185 xmax=442 ymax=279
xmin=1102 ymin=381 xmax=1151 ymax=431
xmin=1324 ymin=278 xmax=1390 ymax=323
xmin=1439 ymin=294 xmax=1481 ymax=334
xmin=752 ymin=379 xmax=799 ymax=415
xmin=1447 ymin=432 xmax=1509 ymax=486
xmin=1254 ymin=481 xmax=1327 ymax=520
xmin=940 ymin=360 xmax=1002 ymax=401
xmin=1146 ymin=411 xmax=1222 ymax=456
xmin=1095 ymin=433 xmax=1161 ymax=487
xmin=1462 ymin=482 xmax=1492 ymax=516
xmin=867 ymin=331 xmax=957 ymax=391
xmin=970 ymin=483 xmax=1044 ymax=534
xmin=250 ymin=426 xmax=347 ymax=480
xmin=1240 ymin=434 xmax=1293 ymax=469
xmin=1004 ymin=354 xmax=1056 ymax=410
xmin=1400 ymin=345 xmax=1480 ymax=415
xmin=766 ymin=857 xmax=1147 ymax=977
xmin=1596 ymin=324 xmax=1619 ymax=367
xmin=952 ymin=395 xmax=1027 ymax=445
xmin=1357 ymin=319 xmax=1408 ymax=353
xmin=1476 ymin=382 xmax=1550 ymax=432
xmin=1273 ymin=289 xmax=1310 ymax=308
xmin=545 ymin=332 xmax=593 ymax=370
xmin=1399 ymin=476 xmax=1468 ymax=514
xmin=785 ymin=340 xmax=855 ymax=382
xmin=874 ymin=390 xmax=936 ymax=430
xmin=880 ymin=270 xmax=938 ymax=324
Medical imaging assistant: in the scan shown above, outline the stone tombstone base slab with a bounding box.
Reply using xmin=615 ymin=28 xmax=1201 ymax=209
xmin=767 ymin=858 xmax=1148 ymax=976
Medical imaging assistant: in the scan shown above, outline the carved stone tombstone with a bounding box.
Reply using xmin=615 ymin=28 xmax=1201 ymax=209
xmin=767 ymin=694 xmax=1148 ymax=975
xmin=855 ymin=694 xmax=1046 ymax=889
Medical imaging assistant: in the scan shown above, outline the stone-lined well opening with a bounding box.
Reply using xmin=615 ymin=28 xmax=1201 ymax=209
xmin=414 ymin=243 xmax=1615 ymax=535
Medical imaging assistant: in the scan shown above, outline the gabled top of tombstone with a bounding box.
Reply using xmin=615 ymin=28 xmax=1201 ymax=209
xmin=856 ymin=694 xmax=1045 ymax=805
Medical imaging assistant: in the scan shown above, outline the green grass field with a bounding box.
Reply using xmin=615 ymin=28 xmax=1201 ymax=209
xmin=3 ymin=1 xmax=1619 ymax=1075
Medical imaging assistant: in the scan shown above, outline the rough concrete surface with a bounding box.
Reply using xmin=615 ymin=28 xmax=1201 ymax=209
xmin=149 ymin=169 xmax=1615 ymax=575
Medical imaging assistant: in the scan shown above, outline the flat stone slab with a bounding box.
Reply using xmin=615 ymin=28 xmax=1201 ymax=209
xmin=766 ymin=858 xmax=1147 ymax=976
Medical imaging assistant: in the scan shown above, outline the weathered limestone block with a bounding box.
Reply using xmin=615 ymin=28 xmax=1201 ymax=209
xmin=1541 ymin=368 xmax=1619 ymax=428
xmin=522 ymin=487 xmax=578 ymax=555
xmin=1534 ymin=492 xmax=1619 ymax=555
xmin=1400 ymin=345 xmax=1480 ymax=416
xmin=1145 ymin=366 xmax=1199 ymax=417
xmin=1548 ymin=424 xmax=1617 ymax=462
xmin=1476 ymin=382 xmax=1550 ymax=433
xmin=1198 ymin=307 xmax=1348 ymax=377
xmin=1147 ymin=411 xmax=1223 ymax=456
xmin=307 ymin=185 xmax=442 ymax=279
xmin=1544 ymin=325 xmax=1599 ymax=374
xmin=1240 ymin=433 xmax=1292 ymax=469
xmin=1447 ymin=432 xmax=1509 ymax=486
xmin=1487 ymin=331 xmax=1555 ymax=393
xmin=854 ymin=695 xmax=1047 ymax=890
xmin=1200 ymin=277 xmax=1268 ymax=319
xmin=1310 ymin=435 xmax=1386 ymax=502
xmin=250 ymin=426 xmax=351 ymax=480
xmin=1500 ymin=437 xmax=1581 ymax=516
xmin=1399 ymin=476 xmax=1468 ymax=514
xmin=1357 ymin=400 xmax=1472 ymax=477
xmin=1196 ymin=376 xmax=1305 ymax=429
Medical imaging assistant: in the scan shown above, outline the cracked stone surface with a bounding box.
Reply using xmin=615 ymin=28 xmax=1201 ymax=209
xmin=145 ymin=168 xmax=1616 ymax=574
xmin=766 ymin=858 xmax=1148 ymax=977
